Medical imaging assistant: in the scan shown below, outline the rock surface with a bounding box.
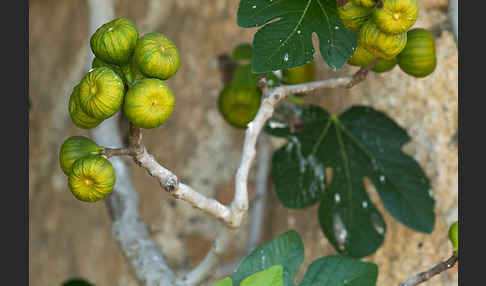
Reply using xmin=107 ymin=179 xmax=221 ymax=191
xmin=29 ymin=1 xmax=457 ymax=285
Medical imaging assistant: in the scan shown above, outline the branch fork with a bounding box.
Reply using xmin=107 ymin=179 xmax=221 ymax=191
xmin=99 ymin=68 xmax=367 ymax=285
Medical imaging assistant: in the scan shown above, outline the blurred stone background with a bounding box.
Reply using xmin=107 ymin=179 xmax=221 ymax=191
xmin=29 ymin=0 xmax=458 ymax=285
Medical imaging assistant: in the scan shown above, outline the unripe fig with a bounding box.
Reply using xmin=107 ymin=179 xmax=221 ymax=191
xmin=133 ymin=33 xmax=180 ymax=80
xmin=59 ymin=136 xmax=103 ymax=176
xmin=352 ymin=0 xmax=376 ymax=8
xmin=123 ymin=78 xmax=175 ymax=129
xmin=372 ymin=57 xmax=397 ymax=72
xmin=68 ymin=85 xmax=103 ymax=129
xmin=448 ymin=221 xmax=458 ymax=252
xmin=397 ymin=28 xmax=437 ymax=78
xmin=282 ymin=61 xmax=316 ymax=85
xmin=218 ymin=85 xmax=262 ymax=129
xmin=68 ymin=156 xmax=116 ymax=202
xmin=232 ymin=43 xmax=253 ymax=61
xmin=338 ymin=1 xmax=373 ymax=32
xmin=78 ymin=67 xmax=125 ymax=120
xmin=92 ymin=57 xmax=126 ymax=83
xmin=359 ymin=20 xmax=407 ymax=59
xmin=374 ymin=0 xmax=419 ymax=35
xmin=348 ymin=44 xmax=377 ymax=67
xmin=90 ymin=18 xmax=138 ymax=65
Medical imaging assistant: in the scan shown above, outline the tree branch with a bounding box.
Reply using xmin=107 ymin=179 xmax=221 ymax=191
xmin=398 ymin=252 xmax=458 ymax=286
xmin=101 ymin=147 xmax=134 ymax=158
xmin=346 ymin=58 xmax=380 ymax=89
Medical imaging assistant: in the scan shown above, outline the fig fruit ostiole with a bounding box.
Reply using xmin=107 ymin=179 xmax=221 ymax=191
xmin=68 ymin=156 xmax=116 ymax=202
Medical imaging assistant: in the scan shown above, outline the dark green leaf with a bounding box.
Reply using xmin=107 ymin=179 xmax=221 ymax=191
xmin=232 ymin=43 xmax=253 ymax=61
xmin=241 ymin=265 xmax=284 ymax=286
xmin=298 ymin=255 xmax=378 ymax=286
xmin=232 ymin=230 xmax=304 ymax=286
xmin=237 ymin=0 xmax=357 ymax=73
xmin=214 ymin=277 xmax=233 ymax=286
xmin=265 ymin=104 xmax=330 ymax=208
xmin=337 ymin=106 xmax=435 ymax=233
xmin=266 ymin=104 xmax=435 ymax=257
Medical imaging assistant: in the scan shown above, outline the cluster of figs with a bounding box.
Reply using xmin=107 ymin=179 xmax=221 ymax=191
xmin=60 ymin=17 xmax=180 ymax=202
xmin=339 ymin=0 xmax=437 ymax=77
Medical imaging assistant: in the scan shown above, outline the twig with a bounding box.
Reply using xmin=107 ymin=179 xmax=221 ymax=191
xmin=271 ymin=76 xmax=353 ymax=97
xmin=398 ymin=252 xmax=458 ymax=286
xmin=101 ymin=147 xmax=134 ymax=158
xmin=345 ymin=58 xmax=380 ymax=89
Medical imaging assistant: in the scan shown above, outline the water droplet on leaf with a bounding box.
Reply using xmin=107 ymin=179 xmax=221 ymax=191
xmin=335 ymin=193 xmax=341 ymax=203
xmin=333 ymin=214 xmax=348 ymax=251
xmin=284 ymin=53 xmax=289 ymax=62
xmin=379 ymin=175 xmax=385 ymax=183
xmin=371 ymin=213 xmax=385 ymax=235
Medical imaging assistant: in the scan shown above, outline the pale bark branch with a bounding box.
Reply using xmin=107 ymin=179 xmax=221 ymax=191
xmin=346 ymin=58 xmax=380 ymax=89
xmin=102 ymin=147 xmax=134 ymax=158
xmin=214 ymin=134 xmax=272 ymax=278
xmin=398 ymin=252 xmax=458 ymax=286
